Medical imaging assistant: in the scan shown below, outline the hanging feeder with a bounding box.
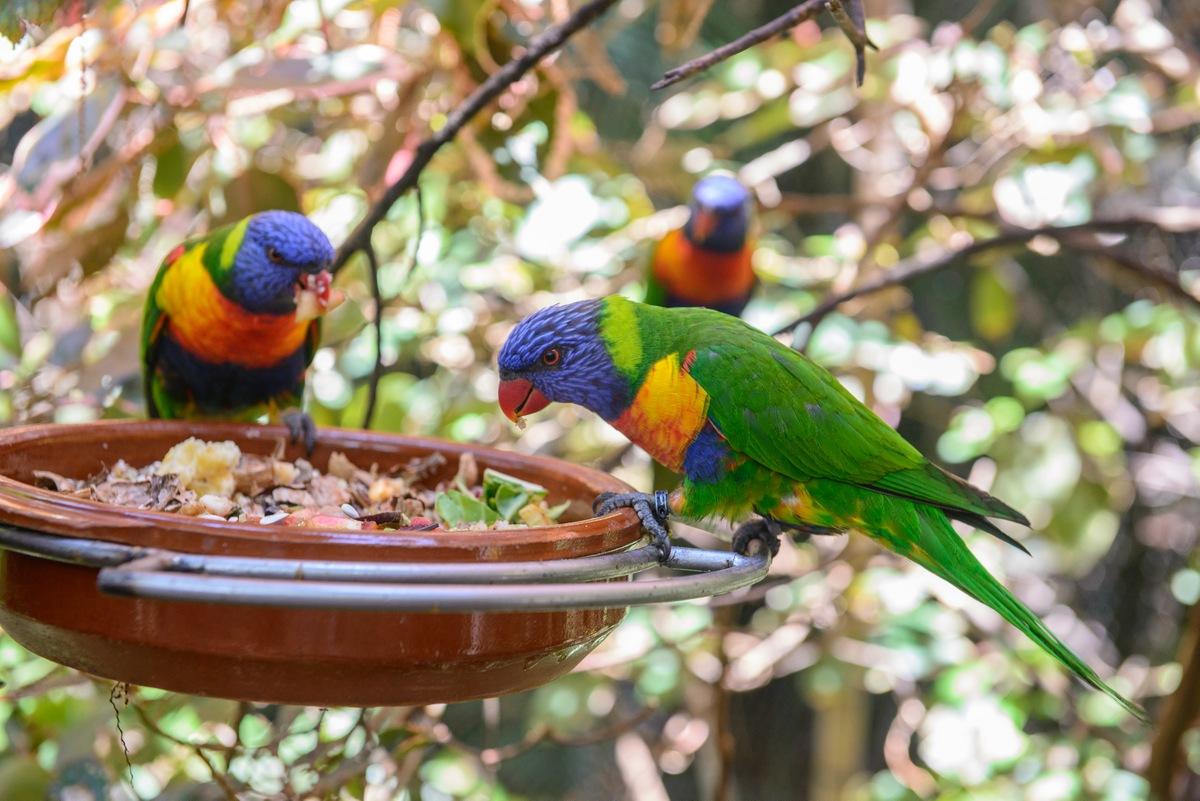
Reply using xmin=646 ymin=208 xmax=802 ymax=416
xmin=0 ymin=421 xmax=768 ymax=707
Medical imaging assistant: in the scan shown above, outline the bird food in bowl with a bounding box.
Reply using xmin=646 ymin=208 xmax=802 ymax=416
xmin=31 ymin=436 xmax=571 ymax=531
xmin=0 ymin=420 xmax=642 ymax=706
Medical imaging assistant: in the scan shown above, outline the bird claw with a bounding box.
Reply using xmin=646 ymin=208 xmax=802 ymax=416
xmin=594 ymin=491 xmax=673 ymax=562
xmin=281 ymin=409 xmax=317 ymax=456
xmin=732 ymin=517 xmax=843 ymax=556
xmin=732 ymin=518 xmax=782 ymax=557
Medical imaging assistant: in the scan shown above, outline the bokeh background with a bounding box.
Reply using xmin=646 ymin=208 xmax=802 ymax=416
xmin=2 ymin=0 xmax=1200 ymax=799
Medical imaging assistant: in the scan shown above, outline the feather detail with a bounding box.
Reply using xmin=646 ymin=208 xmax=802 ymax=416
xmin=650 ymin=229 xmax=754 ymax=309
xmin=156 ymin=243 xmax=312 ymax=368
xmin=611 ymin=352 xmax=710 ymax=472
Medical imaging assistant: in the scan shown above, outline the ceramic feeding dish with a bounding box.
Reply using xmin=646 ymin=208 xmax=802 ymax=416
xmin=0 ymin=421 xmax=767 ymax=706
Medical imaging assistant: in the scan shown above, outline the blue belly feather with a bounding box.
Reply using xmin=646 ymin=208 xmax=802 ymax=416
xmin=683 ymin=423 xmax=731 ymax=484
xmin=155 ymin=333 xmax=308 ymax=413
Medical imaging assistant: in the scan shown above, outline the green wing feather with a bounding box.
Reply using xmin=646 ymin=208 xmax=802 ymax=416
xmin=680 ymin=312 xmax=1028 ymax=529
xmin=663 ymin=307 xmax=1143 ymax=720
xmin=140 ymin=245 xmax=185 ymax=419
xmin=908 ymin=503 xmax=1145 ymax=720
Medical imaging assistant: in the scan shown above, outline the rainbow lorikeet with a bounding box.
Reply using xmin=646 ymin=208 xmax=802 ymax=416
xmin=645 ymin=174 xmax=755 ymax=318
xmin=497 ymin=296 xmax=1144 ymax=720
xmin=141 ymin=211 xmax=342 ymax=452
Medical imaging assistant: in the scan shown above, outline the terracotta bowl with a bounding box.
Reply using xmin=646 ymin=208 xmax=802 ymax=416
xmin=0 ymin=420 xmax=641 ymax=706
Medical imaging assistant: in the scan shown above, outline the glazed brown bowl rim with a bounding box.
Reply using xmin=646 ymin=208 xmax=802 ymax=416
xmin=0 ymin=420 xmax=640 ymax=561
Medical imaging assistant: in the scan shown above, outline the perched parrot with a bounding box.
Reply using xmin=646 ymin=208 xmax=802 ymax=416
xmin=497 ymin=296 xmax=1144 ymax=720
xmin=645 ymin=174 xmax=755 ymax=318
xmin=141 ymin=211 xmax=342 ymax=452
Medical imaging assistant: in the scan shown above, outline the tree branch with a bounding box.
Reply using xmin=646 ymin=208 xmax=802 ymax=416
xmin=333 ymin=0 xmax=620 ymax=273
xmin=362 ymin=185 xmax=424 ymax=430
xmin=361 ymin=241 xmax=383 ymax=430
xmin=773 ymin=214 xmax=1200 ymax=345
xmin=1148 ymin=601 xmax=1200 ymax=801
xmin=651 ymin=0 xmax=825 ymax=91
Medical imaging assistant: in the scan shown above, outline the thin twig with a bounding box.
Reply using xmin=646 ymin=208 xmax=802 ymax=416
xmin=361 ymin=242 xmax=383 ymax=430
xmin=333 ymin=0 xmax=620 ymax=274
xmin=480 ymin=705 xmax=659 ymax=764
xmin=1069 ymin=239 xmax=1200 ymax=315
xmin=361 ymin=184 xmax=424 ymax=430
xmin=108 ymin=683 xmax=137 ymax=796
xmin=131 ymin=702 xmax=241 ymax=801
xmin=774 ymin=215 xmax=1200 ymax=345
xmin=1148 ymin=602 xmax=1200 ymax=800
xmin=651 ymin=0 xmax=825 ymax=91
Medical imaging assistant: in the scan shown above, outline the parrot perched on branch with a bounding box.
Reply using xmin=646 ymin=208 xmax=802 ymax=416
xmin=141 ymin=211 xmax=342 ymax=452
xmin=497 ymin=296 xmax=1144 ymax=720
xmin=645 ymin=174 xmax=756 ymax=318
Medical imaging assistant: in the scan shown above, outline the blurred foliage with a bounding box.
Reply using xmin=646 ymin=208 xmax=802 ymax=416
xmin=1 ymin=0 xmax=1200 ymax=799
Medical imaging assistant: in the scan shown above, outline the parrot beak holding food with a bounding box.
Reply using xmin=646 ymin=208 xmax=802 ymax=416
xmin=498 ymin=378 xmax=550 ymax=425
xmin=690 ymin=207 xmax=718 ymax=244
xmin=294 ymin=269 xmax=345 ymax=323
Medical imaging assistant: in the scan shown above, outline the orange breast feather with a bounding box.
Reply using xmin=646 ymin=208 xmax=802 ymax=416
xmin=652 ymin=229 xmax=754 ymax=306
xmin=157 ymin=245 xmax=311 ymax=368
xmin=612 ymin=352 xmax=710 ymax=472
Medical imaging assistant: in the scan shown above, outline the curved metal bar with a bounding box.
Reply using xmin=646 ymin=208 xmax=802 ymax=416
xmin=0 ymin=525 xmax=771 ymax=611
xmin=0 ymin=526 xmax=149 ymax=566
xmin=163 ymin=545 xmax=664 ymax=583
xmin=96 ymin=547 xmax=769 ymax=611
xmin=0 ymin=526 xmax=662 ymax=583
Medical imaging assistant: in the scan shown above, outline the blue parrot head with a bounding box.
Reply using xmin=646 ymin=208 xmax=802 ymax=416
xmin=228 ymin=210 xmax=337 ymax=315
xmin=496 ymin=299 xmax=631 ymax=423
xmin=684 ymin=174 xmax=751 ymax=253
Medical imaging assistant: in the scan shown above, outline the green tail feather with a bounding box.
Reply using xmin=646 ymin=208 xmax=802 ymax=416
xmin=896 ymin=505 xmax=1147 ymax=722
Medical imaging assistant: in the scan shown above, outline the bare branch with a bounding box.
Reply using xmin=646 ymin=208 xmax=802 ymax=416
xmin=774 ymin=214 xmax=1200 ymax=345
xmin=1069 ymin=238 xmax=1200 ymax=316
xmin=130 ymin=701 xmax=242 ymax=801
xmin=333 ymin=0 xmax=620 ymax=273
xmin=651 ymin=0 xmax=825 ymax=91
xmin=361 ymin=184 xmax=424 ymax=430
xmin=361 ymin=242 xmax=383 ymax=431
xmin=1148 ymin=602 xmax=1200 ymax=800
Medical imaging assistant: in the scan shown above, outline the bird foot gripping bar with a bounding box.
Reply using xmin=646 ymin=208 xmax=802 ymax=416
xmin=0 ymin=527 xmax=770 ymax=612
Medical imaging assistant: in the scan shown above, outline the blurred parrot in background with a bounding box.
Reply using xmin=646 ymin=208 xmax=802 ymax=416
xmin=497 ymin=296 xmax=1145 ymax=721
xmin=645 ymin=174 xmax=756 ymax=317
xmin=141 ymin=211 xmax=342 ymax=452
xmin=644 ymin=174 xmax=755 ymax=490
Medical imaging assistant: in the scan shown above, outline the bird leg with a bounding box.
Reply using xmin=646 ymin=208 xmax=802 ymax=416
xmin=593 ymin=491 xmax=673 ymax=561
xmin=280 ymin=409 xmax=317 ymax=456
xmin=732 ymin=517 xmax=843 ymax=556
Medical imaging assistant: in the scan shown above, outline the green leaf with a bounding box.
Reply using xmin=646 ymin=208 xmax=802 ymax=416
xmin=435 ymin=490 xmax=500 ymax=527
xmin=482 ymin=468 xmax=547 ymax=522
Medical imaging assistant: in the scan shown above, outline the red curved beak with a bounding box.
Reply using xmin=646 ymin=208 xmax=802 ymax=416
xmin=498 ymin=378 xmax=550 ymax=423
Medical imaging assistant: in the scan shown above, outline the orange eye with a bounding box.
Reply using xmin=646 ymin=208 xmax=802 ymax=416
xmin=267 ymin=247 xmax=284 ymax=264
xmin=541 ymin=347 xmax=561 ymax=366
